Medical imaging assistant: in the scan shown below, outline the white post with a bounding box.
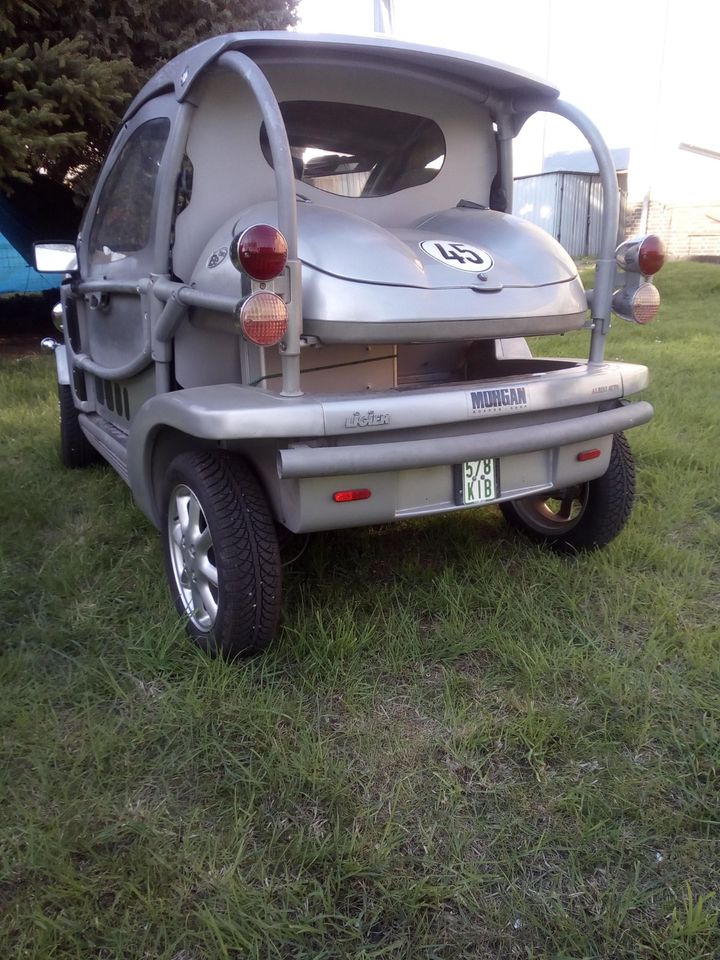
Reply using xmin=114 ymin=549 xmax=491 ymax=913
xmin=373 ymin=0 xmax=394 ymax=33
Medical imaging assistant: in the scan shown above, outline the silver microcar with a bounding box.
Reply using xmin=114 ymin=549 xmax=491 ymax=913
xmin=36 ymin=32 xmax=665 ymax=657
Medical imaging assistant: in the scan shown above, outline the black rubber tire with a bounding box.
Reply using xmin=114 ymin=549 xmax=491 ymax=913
xmin=500 ymin=432 xmax=636 ymax=552
xmin=58 ymin=384 xmax=101 ymax=468
xmin=161 ymin=450 xmax=282 ymax=659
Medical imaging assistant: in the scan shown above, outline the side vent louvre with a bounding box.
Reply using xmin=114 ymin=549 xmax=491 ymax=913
xmin=95 ymin=379 xmax=131 ymax=420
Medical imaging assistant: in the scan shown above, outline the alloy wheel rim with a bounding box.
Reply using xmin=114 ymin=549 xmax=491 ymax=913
xmin=514 ymin=483 xmax=590 ymax=535
xmin=167 ymin=483 xmax=218 ymax=630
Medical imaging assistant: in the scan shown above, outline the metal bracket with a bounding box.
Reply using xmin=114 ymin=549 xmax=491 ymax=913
xmin=87 ymin=291 xmax=110 ymax=311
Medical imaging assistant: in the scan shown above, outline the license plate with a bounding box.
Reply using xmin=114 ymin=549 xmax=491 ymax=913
xmin=458 ymin=458 xmax=499 ymax=505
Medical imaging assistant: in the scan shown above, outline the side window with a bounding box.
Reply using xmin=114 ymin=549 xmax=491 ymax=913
xmin=89 ymin=118 xmax=170 ymax=263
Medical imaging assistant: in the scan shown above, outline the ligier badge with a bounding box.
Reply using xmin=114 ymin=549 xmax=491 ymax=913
xmin=420 ymin=240 xmax=494 ymax=273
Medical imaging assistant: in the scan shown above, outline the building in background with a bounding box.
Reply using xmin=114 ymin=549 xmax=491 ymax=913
xmin=298 ymin=0 xmax=720 ymax=260
xmin=513 ymin=150 xmax=629 ymax=259
xmin=513 ymin=141 xmax=720 ymax=260
xmin=624 ymin=141 xmax=720 ymax=260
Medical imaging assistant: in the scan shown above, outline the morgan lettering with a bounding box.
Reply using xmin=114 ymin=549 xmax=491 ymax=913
xmin=470 ymin=386 xmax=528 ymax=413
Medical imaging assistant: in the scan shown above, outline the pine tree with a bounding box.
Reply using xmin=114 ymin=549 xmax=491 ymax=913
xmin=0 ymin=0 xmax=298 ymax=195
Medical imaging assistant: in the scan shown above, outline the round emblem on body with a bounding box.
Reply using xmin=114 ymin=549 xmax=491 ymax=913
xmin=419 ymin=239 xmax=494 ymax=273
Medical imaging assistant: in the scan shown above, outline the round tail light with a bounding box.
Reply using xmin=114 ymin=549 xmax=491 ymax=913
xmin=230 ymin=224 xmax=288 ymax=281
xmin=631 ymin=283 xmax=661 ymax=324
xmin=238 ymin=292 xmax=288 ymax=346
xmin=638 ymin=235 xmax=665 ymax=276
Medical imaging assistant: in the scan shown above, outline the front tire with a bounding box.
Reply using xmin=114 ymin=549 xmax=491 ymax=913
xmin=500 ymin=432 xmax=636 ymax=551
xmin=162 ymin=451 xmax=282 ymax=658
xmin=58 ymin=384 xmax=101 ymax=468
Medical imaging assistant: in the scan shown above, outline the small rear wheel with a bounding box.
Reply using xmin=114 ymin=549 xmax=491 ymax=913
xmin=58 ymin=384 xmax=101 ymax=468
xmin=162 ymin=450 xmax=281 ymax=658
xmin=500 ymin=432 xmax=636 ymax=551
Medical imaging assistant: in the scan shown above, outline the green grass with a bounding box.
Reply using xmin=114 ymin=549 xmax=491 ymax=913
xmin=1 ymin=262 xmax=719 ymax=959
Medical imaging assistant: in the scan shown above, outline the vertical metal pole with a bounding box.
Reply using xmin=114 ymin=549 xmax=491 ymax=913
xmin=374 ymin=0 xmax=394 ymax=33
xmin=152 ymin=102 xmax=194 ymax=277
xmin=496 ymin=114 xmax=514 ymax=213
xmin=584 ymin=177 xmax=592 ymax=258
xmin=218 ymin=52 xmax=302 ymax=396
xmin=151 ymin=101 xmax=195 ymax=394
xmin=556 ymin=173 xmax=564 ymax=244
xmin=543 ymin=100 xmax=619 ymax=365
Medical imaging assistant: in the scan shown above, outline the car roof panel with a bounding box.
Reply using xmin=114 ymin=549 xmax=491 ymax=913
xmin=123 ymin=32 xmax=559 ymax=123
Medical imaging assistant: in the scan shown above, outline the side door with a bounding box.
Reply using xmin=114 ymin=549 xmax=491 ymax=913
xmin=75 ymin=98 xmax=175 ymax=426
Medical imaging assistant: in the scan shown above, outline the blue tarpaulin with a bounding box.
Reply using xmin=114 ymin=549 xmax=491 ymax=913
xmin=0 ymin=231 xmax=58 ymax=294
xmin=0 ymin=173 xmax=80 ymax=296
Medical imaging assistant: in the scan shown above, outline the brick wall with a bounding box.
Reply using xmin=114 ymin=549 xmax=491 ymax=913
xmin=625 ymin=201 xmax=720 ymax=259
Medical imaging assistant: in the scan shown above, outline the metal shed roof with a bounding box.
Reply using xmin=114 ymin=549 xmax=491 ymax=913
xmin=123 ymin=31 xmax=559 ymax=123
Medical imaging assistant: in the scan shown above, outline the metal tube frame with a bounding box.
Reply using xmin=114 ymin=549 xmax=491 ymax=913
xmin=547 ymin=101 xmax=619 ymax=364
xmin=73 ymin=56 xmax=304 ymax=396
xmin=150 ymin=101 xmax=196 ymax=394
xmin=71 ymin=72 xmax=617 ymax=394
xmin=216 ymin=51 xmax=303 ymax=396
xmin=495 ymin=110 xmax=514 ymax=213
xmin=152 ymin=102 xmax=195 ymax=277
xmin=514 ymin=98 xmax=620 ymax=365
xmin=71 ymin=346 xmax=154 ymax=381
xmin=70 ymin=276 xmax=247 ymax=381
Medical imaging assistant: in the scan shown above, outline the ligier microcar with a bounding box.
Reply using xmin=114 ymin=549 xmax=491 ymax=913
xmin=36 ymin=32 xmax=665 ymax=657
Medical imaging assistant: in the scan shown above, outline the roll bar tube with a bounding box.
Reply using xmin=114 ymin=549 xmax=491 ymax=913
xmin=515 ymin=98 xmax=620 ymax=365
xmin=215 ymin=51 xmax=303 ymax=396
xmin=547 ymin=101 xmax=619 ymax=364
xmin=495 ymin=111 xmax=514 ymax=213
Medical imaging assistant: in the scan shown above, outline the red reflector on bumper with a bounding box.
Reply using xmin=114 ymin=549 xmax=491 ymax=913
xmin=577 ymin=448 xmax=601 ymax=462
xmin=332 ymin=488 xmax=372 ymax=503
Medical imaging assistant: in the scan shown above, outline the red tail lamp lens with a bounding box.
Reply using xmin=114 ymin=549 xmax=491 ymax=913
xmin=232 ymin=224 xmax=288 ymax=280
xmin=638 ymin=235 xmax=665 ymax=276
xmin=238 ymin=292 xmax=288 ymax=346
xmin=577 ymin=448 xmax=601 ymax=462
xmin=631 ymin=283 xmax=661 ymax=324
xmin=332 ymin=489 xmax=372 ymax=503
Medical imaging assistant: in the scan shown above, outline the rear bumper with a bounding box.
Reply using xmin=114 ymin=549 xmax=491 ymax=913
xmin=128 ymin=360 xmax=651 ymax=528
xmin=278 ymin=401 xmax=652 ymax=479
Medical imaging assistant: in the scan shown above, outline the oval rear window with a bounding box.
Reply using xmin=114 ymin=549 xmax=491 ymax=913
xmin=260 ymin=101 xmax=445 ymax=198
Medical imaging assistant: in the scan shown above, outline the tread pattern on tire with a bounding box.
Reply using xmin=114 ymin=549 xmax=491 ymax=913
xmin=162 ymin=450 xmax=281 ymax=659
xmin=58 ymin=384 xmax=101 ymax=468
xmin=501 ymin=431 xmax=636 ymax=552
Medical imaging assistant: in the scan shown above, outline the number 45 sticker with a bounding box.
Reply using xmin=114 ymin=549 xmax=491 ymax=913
xmin=420 ymin=239 xmax=494 ymax=273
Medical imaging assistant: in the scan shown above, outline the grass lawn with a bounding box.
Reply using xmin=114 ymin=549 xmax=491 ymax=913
xmin=1 ymin=262 xmax=718 ymax=959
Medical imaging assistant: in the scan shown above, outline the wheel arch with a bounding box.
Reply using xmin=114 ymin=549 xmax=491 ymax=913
xmin=127 ymin=385 xmax=319 ymax=529
xmin=144 ymin=426 xmax=218 ymax=528
xmin=128 ymin=412 xmax=280 ymax=530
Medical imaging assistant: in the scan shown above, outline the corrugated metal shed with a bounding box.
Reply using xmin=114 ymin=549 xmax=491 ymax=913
xmin=513 ymin=171 xmax=626 ymax=258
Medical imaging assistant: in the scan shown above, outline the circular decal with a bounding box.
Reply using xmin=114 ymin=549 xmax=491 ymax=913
xmin=420 ymin=239 xmax=494 ymax=273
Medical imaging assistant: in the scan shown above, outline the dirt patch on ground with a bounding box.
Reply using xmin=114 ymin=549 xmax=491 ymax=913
xmin=0 ymin=298 xmax=57 ymax=358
